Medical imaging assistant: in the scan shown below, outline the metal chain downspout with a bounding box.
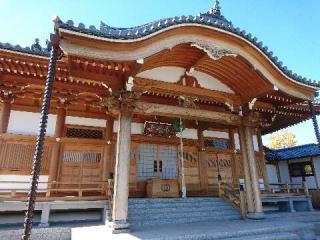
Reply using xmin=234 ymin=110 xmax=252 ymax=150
xmin=22 ymin=35 xmax=60 ymax=240
xmin=308 ymin=100 xmax=320 ymax=145
xmin=180 ymin=117 xmax=186 ymax=198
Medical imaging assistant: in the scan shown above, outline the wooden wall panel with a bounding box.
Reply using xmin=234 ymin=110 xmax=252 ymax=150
xmin=182 ymin=146 xmax=200 ymax=193
xmin=0 ymin=138 xmax=52 ymax=174
xmin=217 ymin=153 xmax=233 ymax=183
xmin=58 ymin=141 xmax=104 ymax=188
xmin=207 ymin=153 xmax=218 ymax=193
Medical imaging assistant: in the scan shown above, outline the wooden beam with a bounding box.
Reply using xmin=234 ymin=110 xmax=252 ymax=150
xmin=133 ymin=77 xmax=241 ymax=106
xmin=133 ymin=101 xmax=241 ymax=126
xmin=129 ymin=60 xmax=144 ymax=77
xmin=0 ymin=102 xmax=11 ymax=133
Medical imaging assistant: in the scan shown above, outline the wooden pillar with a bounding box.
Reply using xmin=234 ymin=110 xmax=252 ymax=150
xmin=197 ymin=128 xmax=208 ymax=194
xmin=257 ymin=129 xmax=269 ymax=189
xmin=112 ymin=110 xmax=132 ymax=233
xmin=102 ymin=115 xmax=114 ymax=186
xmin=47 ymin=107 xmax=66 ymax=187
xmin=238 ymin=126 xmax=255 ymax=214
xmin=228 ymin=128 xmax=237 ymax=185
xmin=311 ymin=157 xmax=319 ymax=189
xmin=244 ymin=126 xmax=264 ymax=219
xmin=0 ymin=101 xmax=12 ymax=134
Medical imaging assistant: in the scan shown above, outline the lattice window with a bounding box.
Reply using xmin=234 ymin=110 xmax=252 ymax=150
xmin=63 ymin=151 xmax=101 ymax=163
xmin=66 ymin=127 xmax=103 ymax=139
xmin=0 ymin=141 xmax=51 ymax=172
xmin=137 ymin=144 xmax=178 ymax=181
xmin=159 ymin=145 xmax=178 ymax=179
xmin=205 ymin=139 xmax=229 ymax=149
xmin=137 ymin=144 xmax=158 ymax=181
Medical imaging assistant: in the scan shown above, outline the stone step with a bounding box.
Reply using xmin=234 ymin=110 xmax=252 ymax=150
xmin=226 ymin=232 xmax=299 ymax=240
xmin=129 ymin=208 xmax=238 ymax=221
xmin=74 ymin=220 xmax=315 ymax=240
xmin=130 ymin=213 xmax=241 ymax=228
xmin=128 ymin=204 xmax=233 ymax=215
xmin=129 ymin=197 xmax=223 ymax=204
xmin=129 ymin=200 xmax=228 ymax=209
xmin=128 ymin=197 xmax=241 ymax=228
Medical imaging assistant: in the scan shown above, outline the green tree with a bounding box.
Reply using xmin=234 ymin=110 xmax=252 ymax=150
xmin=267 ymin=130 xmax=297 ymax=149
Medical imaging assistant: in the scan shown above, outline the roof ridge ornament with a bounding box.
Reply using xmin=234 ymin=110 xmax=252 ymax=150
xmin=31 ymin=38 xmax=42 ymax=52
xmin=210 ymin=0 xmax=221 ymax=16
xmin=200 ymin=0 xmax=233 ymax=27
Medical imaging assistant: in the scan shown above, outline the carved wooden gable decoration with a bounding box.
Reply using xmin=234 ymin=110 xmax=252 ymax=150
xmin=143 ymin=121 xmax=177 ymax=138
xmin=177 ymin=72 xmax=201 ymax=88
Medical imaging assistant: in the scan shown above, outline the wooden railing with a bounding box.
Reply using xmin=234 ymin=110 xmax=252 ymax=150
xmin=0 ymin=180 xmax=107 ymax=201
xmin=219 ymin=181 xmax=247 ymax=219
xmin=263 ymin=182 xmax=309 ymax=195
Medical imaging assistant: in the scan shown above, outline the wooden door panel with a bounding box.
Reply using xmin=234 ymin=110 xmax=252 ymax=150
xmin=207 ymin=152 xmax=233 ymax=193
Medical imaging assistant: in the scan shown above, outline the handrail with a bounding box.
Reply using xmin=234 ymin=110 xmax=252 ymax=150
xmin=264 ymin=182 xmax=309 ymax=195
xmin=0 ymin=180 xmax=108 ymax=199
xmin=0 ymin=180 xmax=106 ymax=184
xmin=219 ymin=181 xmax=247 ymax=219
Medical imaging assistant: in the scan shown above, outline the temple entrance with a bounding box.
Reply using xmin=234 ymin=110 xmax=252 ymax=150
xmin=137 ymin=144 xmax=178 ymax=181
xmin=137 ymin=144 xmax=179 ymax=197
xmin=207 ymin=152 xmax=233 ymax=195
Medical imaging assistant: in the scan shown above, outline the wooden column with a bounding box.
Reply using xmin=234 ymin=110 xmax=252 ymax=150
xmin=238 ymin=126 xmax=255 ymax=214
xmin=102 ymin=115 xmax=114 ymax=186
xmin=47 ymin=106 xmax=66 ymax=187
xmin=0 ymin=101 xmax=12 ymax=134
xmin=244 ymin=126 xmax=264 ymax=219
xmin=228 ymin=128 xmax=237 ymax=185
xmin=197 ymin=128 xmax=208 ymax=194
xmin=311 ymin=157 xmax=319 ymax=189
xmin=257 ymin=129 xmax=269 ymax=189
xmin=112 ymin=109 xmax=132 ymax=233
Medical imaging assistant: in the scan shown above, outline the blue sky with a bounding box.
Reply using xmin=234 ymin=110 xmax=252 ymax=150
xmin=1 ymin=0 xmax=319 ymax=145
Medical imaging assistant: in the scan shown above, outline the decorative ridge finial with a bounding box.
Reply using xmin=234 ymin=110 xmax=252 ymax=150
xmin=210 ymin=0 xmax=221 ymax=16
xmin=31 ymin=38 xmax=42 ymax=52
xmin=200 ymin=0 xmax=232 ymax=26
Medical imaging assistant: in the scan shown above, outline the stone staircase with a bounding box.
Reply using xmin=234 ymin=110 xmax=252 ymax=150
xmin=128 ymin=197 xmax=241 ymax=229
xmin=226 ymin=232 xmax=299 ymax=240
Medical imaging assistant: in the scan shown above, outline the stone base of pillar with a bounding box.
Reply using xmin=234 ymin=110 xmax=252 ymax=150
xmin=111 ymin=220 xmax=131 ymax=234
xmin=247 ymin=212 xmax=265 ymax=220
xmin=102 ymin=205 xmax=112 ymax=225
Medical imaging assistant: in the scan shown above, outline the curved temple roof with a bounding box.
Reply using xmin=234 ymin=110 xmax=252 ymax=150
xmin=265 ymin=143 xmax=320 ymax=161
xmin=53 ymin=1 xmax=319 ymax=88
xmin=0 ymin=1 xmax=319 ymax=89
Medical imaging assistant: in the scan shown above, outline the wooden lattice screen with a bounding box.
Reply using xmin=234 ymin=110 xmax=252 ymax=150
xmin=0 ymin=140 xmax=52 ymax=174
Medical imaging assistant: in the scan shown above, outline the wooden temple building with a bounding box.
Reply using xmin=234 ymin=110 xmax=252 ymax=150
xmin=0 ymin=1 xmax=320 ymax=233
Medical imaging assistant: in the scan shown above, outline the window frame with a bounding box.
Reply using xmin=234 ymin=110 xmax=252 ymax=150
xmin=288 ymin=161 xmax=314 ymax=178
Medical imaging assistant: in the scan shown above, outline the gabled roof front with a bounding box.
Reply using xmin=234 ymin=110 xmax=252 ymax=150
xmin=265 ymin=144 xmax=320 ymax=161
xmin=54 ymin=1 xmax=320 ymax=88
